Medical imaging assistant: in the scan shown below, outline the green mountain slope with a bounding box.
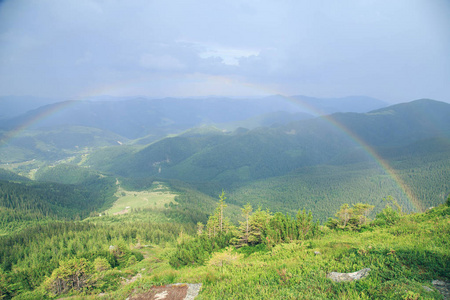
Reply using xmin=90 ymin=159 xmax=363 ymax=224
xmin=91 ymin=100 xmax=450 ymax=215
xmin=1 ymin=196 xmax=448 ymax=299
xmin=329 ymin=99 xmax=450 ymax=147
xmin=0 ymin=125 xmax=128 ymax=164
xmin=0 ymin=95 xmax=386 ymax=140
xmin=0 ymin=168 xmax=30 ymax=182
xmin=34 ymin=164 xmax=102 ymax=185
xmin=106 ymin=99 xmax=450 ymax=180
xmin=0 ymin=176 xmax=117 ymax=234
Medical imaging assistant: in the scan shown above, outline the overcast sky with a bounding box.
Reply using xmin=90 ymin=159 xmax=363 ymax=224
xmin=0 ymin=0 xmax=449 ymax=103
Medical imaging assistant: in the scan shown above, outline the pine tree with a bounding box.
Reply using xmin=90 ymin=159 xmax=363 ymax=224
xmin=197 ymin=222 xmax=204 ymax=236
xmin=352 ymin=203 xmax=374 ymax=226
xmin=335 ymin=204 xmax=352 ymax=229
xmin=241 ymin=203 xmax=252 ymax=245
xmin=247 ymin=208 xmax=272 ymax=245
xmin=296 ymin=209 xmax=313 ymax=239
xmin=218 ymin=190 xmax=227 ymax=233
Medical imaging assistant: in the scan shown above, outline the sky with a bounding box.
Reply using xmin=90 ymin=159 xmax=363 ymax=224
xmin=0 ymin=0 xmax=449 ymax=103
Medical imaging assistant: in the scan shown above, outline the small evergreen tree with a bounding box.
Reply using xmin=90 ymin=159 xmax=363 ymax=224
xmin=247 ymin=208 xmax=272 ymax=245
xmin=197 ymin=222 xmax=204 ymax=236
xmin=352 ymin=203 xmax=375 ymax=227
xmin=373 ymin=196 xmax=403 ymax=226
xmin=335 ymin=204 xmax=352 ymax=229
xmin=241 ymin=203 xmax=253 ymax=245
xmin=45 ymin=258 xmax=92 ymax=296
xmin=218 ymin=190 xmax=228 ymax=233
xmin=296 ymin=209 xmax=319 ymax=239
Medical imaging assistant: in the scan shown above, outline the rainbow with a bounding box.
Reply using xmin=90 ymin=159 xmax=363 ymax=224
xmin=259 ymin=93 xmax=421 ymax=213
xmin=0 ymin=76 xmax=421 ymax=212
xmin=219 ymin=78 xmax=421 ymax=212
xmin=0 ymin=100 xmax=80 ymax=148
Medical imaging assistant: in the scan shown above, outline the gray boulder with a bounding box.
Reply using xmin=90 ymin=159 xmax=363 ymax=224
xmin=432 ymin=280 xmax=450 ymax=299
xmin=327 ymin=268 xmax=371 ymax=282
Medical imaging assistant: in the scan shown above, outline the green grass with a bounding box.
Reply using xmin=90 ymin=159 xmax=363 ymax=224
xmin=104 ymin=181 xmax=178 ymax=215
xmin=104 ymin=205 xmax=449 ymax=300
xmin=3 ymin=201 xmax=449 ymax=299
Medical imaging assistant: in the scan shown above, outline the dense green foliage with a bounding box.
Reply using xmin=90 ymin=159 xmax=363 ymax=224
xmin=169 ymin=196 xmax=320 ymax=268
xmin=0 ymin=99 xmax=449 ymax=299
xmin=34 ymin=164 xmax=101 ymax=185
xmin=0 ymin=177 xmax=117 ymax=234
xmin=76 ymin=99 xmax=450 ymax=218
xmin=0 ymin=169 xmax=30 ymax=182
xmin=0 ymin=190 xmax=449 ymax=299
xmin=0 ymin=220 xmax=190 ymax=299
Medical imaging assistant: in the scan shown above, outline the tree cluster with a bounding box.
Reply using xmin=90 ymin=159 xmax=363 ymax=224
xmin=326 ymin=203 xmax=375 ymax=230
xmin=170 ymin=192 xmax=320 ymax=268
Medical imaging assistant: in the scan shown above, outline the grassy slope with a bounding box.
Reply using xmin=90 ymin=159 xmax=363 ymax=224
xmin=2 ymin=186 xmax=448 ymax=299
xmin=61 ymin=203 xmax=449 ymax=300
xmin=104 ymin=181 xmax=177 ymax=215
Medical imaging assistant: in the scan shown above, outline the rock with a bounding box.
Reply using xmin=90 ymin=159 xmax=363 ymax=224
xmin=154 ymin=290 xmax=169 ymax=300
xmin=182 ymin=283 xmax=202 ymax=300
xmin=327 ymin=268 xmax=371 ymax=282
xmin=422 ymin=285 xmax=433 ymax=292
xmin=432 ymin=280 xmax=450 ymax=300
xmin=433 ymin=280 xmax=448 ymax=286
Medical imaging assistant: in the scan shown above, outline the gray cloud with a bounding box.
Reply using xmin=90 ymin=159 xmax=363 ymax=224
xmin=0 ymin=0 xmax=449 ymax=102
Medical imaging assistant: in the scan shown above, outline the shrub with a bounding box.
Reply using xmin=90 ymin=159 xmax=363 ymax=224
xmin=373 ymin=205 xmax=401 ymax=226
xmin=44 ymin=258 xmax=93 ymax=296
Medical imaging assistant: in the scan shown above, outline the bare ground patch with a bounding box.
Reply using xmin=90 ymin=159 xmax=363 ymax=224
xmin=129 ymin=283 xmax=202 ymax=300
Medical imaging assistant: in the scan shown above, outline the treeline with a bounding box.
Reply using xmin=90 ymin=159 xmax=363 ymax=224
xmin=0 ymin=177 xmax=117 ymax=229
xmin=170 ymin=192 xmax=411 ymax=269
xmin=169 ymin=192 xmax=320 ymax=268
xmin=34 ymin=164 xmax=101 ymax=185
xmin=220 ymin=155 xmax=450 ymax=222
xmin=0 ymin=220 xmax=190 ymax=299
xmin=0 ymin=168 xmax=30 ymax=182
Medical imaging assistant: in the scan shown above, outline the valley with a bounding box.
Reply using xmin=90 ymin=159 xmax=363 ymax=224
xmin=2 ymin=1 xmax=449 ymax=298
xmin=0 ymin=97 xmax=449 ymax=299
xmin=105 ymin=181 xmax=177 ymax=215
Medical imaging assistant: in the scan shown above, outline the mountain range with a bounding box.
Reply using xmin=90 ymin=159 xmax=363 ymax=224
xmin=0 ymin=97 xmax=449 ymax=221
xmin=0 ymin=95 xmax=386 ymax=140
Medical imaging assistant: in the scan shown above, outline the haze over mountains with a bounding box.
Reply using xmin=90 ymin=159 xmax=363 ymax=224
xmin=2 ymin=1 xmax=449 ymax=298
xmin=0 ymin=96 xmax=449 ymax=221
xmin=1 ymin=95 xmax=449 ymax=299
xmin=0 ymin=95 xmax=386 ymax=138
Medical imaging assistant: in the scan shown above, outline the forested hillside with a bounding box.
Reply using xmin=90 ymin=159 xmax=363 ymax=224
xmin=0 ymin=190 xmax=448 ymax=299
xmin=0 ymin=98 xmax=449 ymax=299
xmin=0 ymin=177 xmax=117 ymax=234
xmin=0 ymin=95 xmax=386 ymax=139
xmin=81 ymin=99 xmax=450 ymax=215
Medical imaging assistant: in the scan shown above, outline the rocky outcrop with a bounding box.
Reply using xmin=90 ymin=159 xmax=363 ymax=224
xmin=327 ymin=268 xmax=371 ymax=282
xmin=128 ymin=283 xmax=202 ymax=300
xmin=432 ymin=280 xmax=450 ymax=300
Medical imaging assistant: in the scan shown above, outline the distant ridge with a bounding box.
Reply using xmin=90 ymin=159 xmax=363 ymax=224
xmin=99 ymin=98 xmax=450 ymax=180
xmin=0 ymin=95 xmax=388 ymax=140
xmin=290 ymin=95 xmax=388 ymax=114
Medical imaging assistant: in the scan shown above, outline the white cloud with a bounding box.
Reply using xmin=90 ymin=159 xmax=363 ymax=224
xmin=198 ymin=44 xmax=260 ymax=66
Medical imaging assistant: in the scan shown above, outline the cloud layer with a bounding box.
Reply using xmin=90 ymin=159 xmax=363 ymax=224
xmin=0 ymin=0 xmax=449 ymax=102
